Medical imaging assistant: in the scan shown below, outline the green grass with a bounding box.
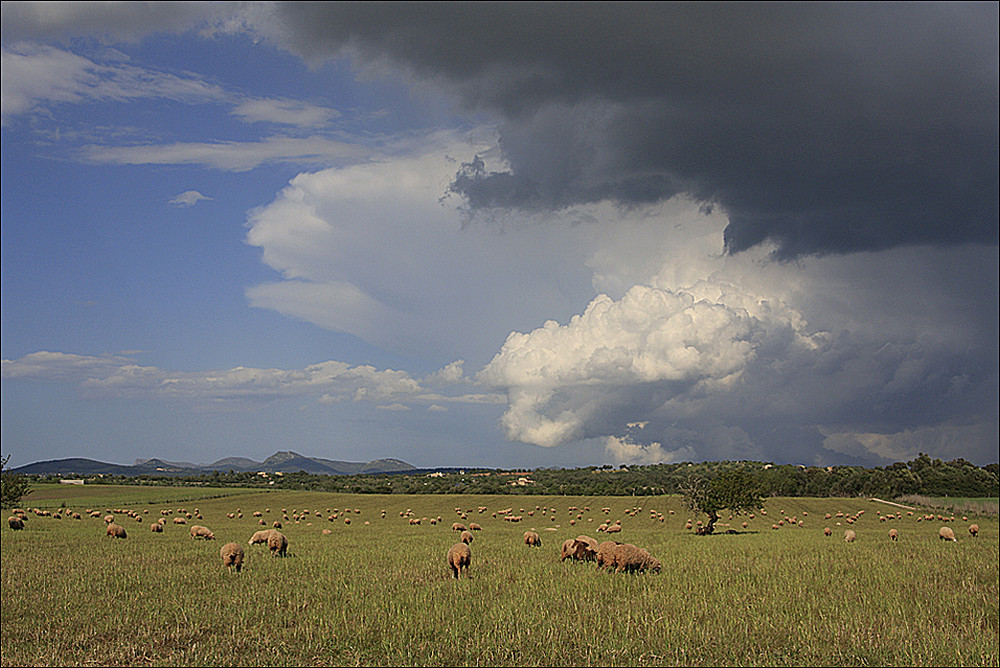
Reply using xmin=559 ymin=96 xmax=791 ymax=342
xmin=2 ymin=489 xmax=997 ymax=666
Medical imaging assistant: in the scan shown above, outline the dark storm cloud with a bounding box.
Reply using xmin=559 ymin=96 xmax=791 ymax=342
xmin=270 ymin=2 xmax=998 ymax=258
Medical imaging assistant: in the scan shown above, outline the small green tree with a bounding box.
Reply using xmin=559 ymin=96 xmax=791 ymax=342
xmin=680 ymin=468 xmax=763 ymax=535
xmin=1 ymin=455 xmax=32 ymax=508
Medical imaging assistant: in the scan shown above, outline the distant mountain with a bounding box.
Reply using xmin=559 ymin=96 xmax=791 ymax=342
xmin=207 ymin=456 xmax=267 ymax=472
xmin=134 ymin=457 xmax=202 ymax=470
xmin=10 ymin=458 xmax=137 ymax=477
xmin=10 ymin=452 xmax=418 ymax=477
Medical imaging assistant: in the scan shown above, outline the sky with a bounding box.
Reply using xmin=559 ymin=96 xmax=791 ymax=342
xmin=1 ymin=2 xmax=997 ymax=471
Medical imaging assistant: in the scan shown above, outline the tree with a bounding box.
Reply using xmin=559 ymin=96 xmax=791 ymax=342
xmin=680 ymin=468 xmax=764 ymax=535
xmin=1 ymin=455 xmax=32 ymax=508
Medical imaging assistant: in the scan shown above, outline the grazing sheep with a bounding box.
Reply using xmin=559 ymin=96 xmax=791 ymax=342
xmin=561 ymin=536 xmax=598 ymax=562
xmin=150 ymin=522 xmax=163 ymax=533
xmin=469 ymin=523 xmax=482 ymax=531
xmin=106 ymin=523 xmax=127 ymax=539
xmin=969 ymin=524 xmax=979 ymax=538
xmin=460 ymin=530 xmax=474 ymax=545
xmin=523 ymin=530 xmax=541 ymax=547
xmin=190 ymin=525 xmax=215 ymax=540
xmin=7 ymin=516 xmax=24 ymax=530
xmin=273 ymin=521 xmax=282 ymax=529
xmin=939 ymin=526 xmax=957 ymax=542
xmin=248 ymin=529 xmax=273 ymax=545
xmin=452 ymin=522 xmax=467 ymax=532
xmin=560 ymin=538 xmax=577 ymax=561
xmin=888 ymin=528 xmax=899 ymax=541
xmin=823 ymin=527 xmax=832 ymax=536
xmin=267 ymin=530 xmax=288 ymax=556
xmin=596 ymin=541 xmax=622 ymax=570
xmin=844 ymin=529 xmax=856 ymax=543
xmin=447 ymin=542 xmax=472 ymax=579
xmin=612 ymin=543 xmax=661 ymax=574
xmin=173 ymin=517 xmax=187 ymax=525
xmin=220 ymin=543 xmax=245 ymax=572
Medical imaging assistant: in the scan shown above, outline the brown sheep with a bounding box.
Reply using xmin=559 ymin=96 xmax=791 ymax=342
xmin=969 ymin=524 xmax=979 ymax=538
xmin=447 ymin=542 xmax=472 ymax=579
xmin=190 ymin=525 xmax=215 ymax=540
xmin=173 ymin=517 xmax=186 ymax=525
xmin=939 ymin=526 xmax=957 ymax=542
xmin=452 ymin=522 xmax=467 ymax=532
xmin=7 ymin=516 xmax=24 ymax=530
xmin=560 ymin=538 xmax=577 ymax=561
xmin=595 ymin=540 xmax=622 ymax=570
xmin=844 ymin=529 xmax=856 ymax=543
xmin=150 ymin=522 xmax=163 ymax=533
xmin=612 ymin=543 xmax=661 ymax=574
xmin=561 ymin=535 xmax=599 ymax=562
xmin=469 ymin=523 xmax=482 ymax=531
xmin=823 ymin=527 xmax=832 ymax=536
xmin=221 ymin=543 xmax=245 ymax=572
xmin=267 ymin=530 xmax=288 ymax=556
xmin=106 ymin=523 xmax=127 ymax=539
xmin=460 ymin=530 xmax=474 ymax=545
xmin=523 ymin=530 xmax=541 ymax=547
xmin=248 ymin=529 xmax=273 ymax=545
xmin=888 ymin=528 xmax=898 ymax=541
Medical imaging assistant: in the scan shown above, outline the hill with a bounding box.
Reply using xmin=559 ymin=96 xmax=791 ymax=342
xmin=10 ymin=452 xmax=418 ymax=477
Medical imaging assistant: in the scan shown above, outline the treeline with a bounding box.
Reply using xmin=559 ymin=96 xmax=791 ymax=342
xmin=26 ymin=453 xmax=999 ymax=500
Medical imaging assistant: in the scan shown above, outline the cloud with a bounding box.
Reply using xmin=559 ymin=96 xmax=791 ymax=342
xmin=169 ymin=190 xmax=212 ymax=207
xmin=477 ymin=269 xmax=998 ymax=466
xmin=256 ymin=3 xmax=998 ymax=259
xmin=478 ymin=282 xmax=820 ymax=448
xmin=1 ymin=42 xmax=227 ymax=123
xmin=241 ymin=128 xmax=608 ymax=359
xmin=81 ymin=135 xmax=369 ymax=171
xmin=1 ymin=351 xmax=495 ymax=409
xmin=1 ymin=2 xmax=239 ymax=44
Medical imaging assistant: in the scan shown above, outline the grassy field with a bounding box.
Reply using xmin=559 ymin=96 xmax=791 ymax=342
xmin=2 ymin=485 xmax=997 ymax=667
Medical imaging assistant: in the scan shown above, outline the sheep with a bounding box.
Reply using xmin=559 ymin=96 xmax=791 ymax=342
xmin=596 ymin=541 xmax=622 ymax=570
xmin=173 ymin=517 xmax=186 ymax=525
xmin=190 ymin=525 xmax=215 ymax=540
xmin=469 ymin=522 xmax=482 ymax=531
xmin=220 ymin=543 xmax=245 ymax=572
xmin=106 ymin=523 xmax=127 ymax=539
xmin=561 ymin=536 xmax=599 ymax=562
xmin=938 ymin=526 xmax=957 ymax=542
xmin=249 ymin=529 xmax=274 ymax=545
xmin=452 ymin=522 xmax=466 ymax=532
xmin=447 ymin=542 xmax=472 ymax=579
xmin=889 ymin=528 xmax=898 ymax=541
xmin=844 ymin=529 xmax=856 ymax=543
xmin=523 ymin=530 xmax=541 ymax=547
xmin=8 ymin=516 xmax=24 ymax=530
xmin=612 ymin=543 xmax=661 ymax=574
xmin=150 ymin=522 xmax=163 ymax=533
xmin=969 ymin=524 xmax=979 ymax=538
xmin=267 ymin=530 xmax=288 ymax=556
xmin=823 ymin=527 xmax=832 ymax=536
xmin=460 ymin=530 xmax=474 ymax=545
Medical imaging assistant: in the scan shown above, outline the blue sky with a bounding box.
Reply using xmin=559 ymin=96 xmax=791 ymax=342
xmin=2 ymin=2 xmax=997 ymax=470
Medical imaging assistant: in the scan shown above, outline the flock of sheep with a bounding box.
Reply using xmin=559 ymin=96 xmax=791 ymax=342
xmin=5 ymin=499 xmax=983 ymax=579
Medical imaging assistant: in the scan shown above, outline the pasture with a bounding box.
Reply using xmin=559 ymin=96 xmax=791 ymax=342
xmin=2 ymin=486 xmax=997 ymax=667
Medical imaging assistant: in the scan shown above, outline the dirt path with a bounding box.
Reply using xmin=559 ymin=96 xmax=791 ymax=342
xmin=869 ymin=498 xmax=916 ymax=510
